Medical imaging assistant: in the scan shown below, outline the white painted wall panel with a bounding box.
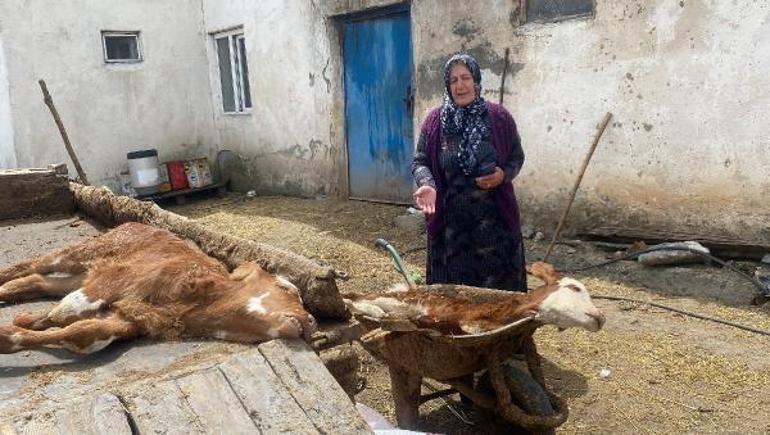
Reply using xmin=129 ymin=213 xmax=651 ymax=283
xmin=0 ymin=37 xmax=16 ymax=169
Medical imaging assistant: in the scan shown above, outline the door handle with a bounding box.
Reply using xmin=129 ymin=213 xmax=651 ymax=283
xmin=403 ymin=85 xmax=414 ymax=114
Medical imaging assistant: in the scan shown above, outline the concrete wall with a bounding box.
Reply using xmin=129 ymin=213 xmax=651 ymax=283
xmin=410 ymin=0 xmax=770 ymax=244
xmin=1 ymin=0 xmax=767 ymax=243
xmin=0 ymin=36 xmax=16 ymax=169
xmin=201 ymin=0 xmax=346 ymax=197
xmin=0 ymin=0 xmax=217 ymax=190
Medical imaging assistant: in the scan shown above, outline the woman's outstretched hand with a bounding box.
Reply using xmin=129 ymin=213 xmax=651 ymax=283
xmin=476 ymin=167 xmax=505 ymax=190
xmin=413 ymin=185 xmax=436 ymax=215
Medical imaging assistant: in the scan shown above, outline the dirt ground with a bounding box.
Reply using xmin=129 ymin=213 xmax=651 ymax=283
xmin=171 ymin=193 xmax=770 ymax=435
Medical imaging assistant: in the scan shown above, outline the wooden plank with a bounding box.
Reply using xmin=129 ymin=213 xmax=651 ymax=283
xmin=218 ymin=351 xmax=319 ymax=435
xmin=258 ymin=339 xmax=371 ymax=434
xmin=584 ymin=226 xmax=770 ymax=259
xmin=88 ymin=393 xmax=133 ymax=435
xmin=55 ymin=393 xmax=132 ymax=435
xmin=125 ymin=379 xmax=205 ymax=434
xmin=174 ymin=367 xmax=257 ymax=433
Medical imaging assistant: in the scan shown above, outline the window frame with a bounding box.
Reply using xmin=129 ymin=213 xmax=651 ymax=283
xmin=519 ymin=0 xmax=595 ymax=24
xmin=101 ymin=31 xmax=143 ymax=64
xmin=213 ymin=28 xmax=252 ymax=114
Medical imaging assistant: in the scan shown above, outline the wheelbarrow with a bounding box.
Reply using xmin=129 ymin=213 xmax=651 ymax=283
xmin=354 ymin=241 xmax=569 ymax=432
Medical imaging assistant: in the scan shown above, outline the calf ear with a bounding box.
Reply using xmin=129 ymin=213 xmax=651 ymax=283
xmin=526 ymin=261 xmax=562 ymax=285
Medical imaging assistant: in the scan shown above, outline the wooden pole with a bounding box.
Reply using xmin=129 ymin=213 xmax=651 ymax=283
xmin=498 ymin=47 xmax=511 ymax=105
xmin=38 ymin=79 xmax=90 ymax=185
xmin=543 ymin=112 xmax=613 ymax=263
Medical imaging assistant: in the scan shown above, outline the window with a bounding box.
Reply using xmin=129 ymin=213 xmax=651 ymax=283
xmin=523 ymin=0 xmax=594 ymax=23
xmin=102 ymin=31 xmax=142 ymax=63
xmin=214 ymin=30 xmax=251 ymax=113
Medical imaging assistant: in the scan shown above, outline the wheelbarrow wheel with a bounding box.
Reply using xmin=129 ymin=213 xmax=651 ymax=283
xmin=477 ymin=362 xmax=555 ymax=435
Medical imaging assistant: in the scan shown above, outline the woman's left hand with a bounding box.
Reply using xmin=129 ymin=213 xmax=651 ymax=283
xmin=476 ymin=167 xmax=505 ymax=190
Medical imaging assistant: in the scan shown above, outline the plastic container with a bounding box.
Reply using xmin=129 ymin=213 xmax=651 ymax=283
xmin=127 ymin=149 xmax=160 ymax=196
xmin=157 ymin=163 xmax=172 ymax=193
xmin=167 ymin=160 xmax=189 ymax=190
xmin=184 ymin=158 xmax=213 ymax=189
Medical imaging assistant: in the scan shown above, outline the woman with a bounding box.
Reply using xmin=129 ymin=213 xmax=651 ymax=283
xmin=411 ymin=53 xmax=527 ymax=291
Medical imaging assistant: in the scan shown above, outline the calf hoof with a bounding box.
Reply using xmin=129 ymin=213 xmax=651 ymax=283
xmin=0 ymin=325 xmax=24 ymax=353
xmin=13 ymin=312 xmax=49 ymax=330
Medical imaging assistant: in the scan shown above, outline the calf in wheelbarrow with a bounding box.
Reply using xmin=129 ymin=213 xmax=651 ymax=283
xmin=344 ymin=261 xmax=605 ymax=432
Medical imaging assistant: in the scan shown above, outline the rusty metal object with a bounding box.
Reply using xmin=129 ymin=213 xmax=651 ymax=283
xmin=355 ymin=284 xmax=571 ymax=431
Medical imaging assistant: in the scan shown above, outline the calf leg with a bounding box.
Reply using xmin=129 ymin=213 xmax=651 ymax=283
xmin=0 ymin=250 xmax=87 ymax=286
xmin=0 ymin=273 xmax=86 ymax=303
xmin=12 ymin=311 xmax=52 ymax=330
xmin=12 ymin=303 xmax=106 ymax=331
xmin=11 ymin=285 xmax=106 ymax=331
xmin=0 ymin=314 xmax=137 ymax=354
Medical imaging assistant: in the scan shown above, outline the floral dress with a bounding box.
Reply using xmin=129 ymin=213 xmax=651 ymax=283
xmin=413 ymin=129 xmax=527 ymax=291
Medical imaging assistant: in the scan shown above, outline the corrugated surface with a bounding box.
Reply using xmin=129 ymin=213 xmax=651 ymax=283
xmin=344 ymin=12 xmax=413 ymax=203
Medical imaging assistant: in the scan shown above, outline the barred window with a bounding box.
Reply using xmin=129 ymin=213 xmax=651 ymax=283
xmin=524 ymin=0 xmax=594 ymax=23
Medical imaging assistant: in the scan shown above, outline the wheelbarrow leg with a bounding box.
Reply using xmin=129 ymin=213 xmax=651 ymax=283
xmin=522 ymin=335 xmax=547 ymax=388
xmin=388 ymin=366 xmax=422 ymax=429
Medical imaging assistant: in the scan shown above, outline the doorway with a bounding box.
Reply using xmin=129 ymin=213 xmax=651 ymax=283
xmin=343 ymin=7 xmax=413 ymax=203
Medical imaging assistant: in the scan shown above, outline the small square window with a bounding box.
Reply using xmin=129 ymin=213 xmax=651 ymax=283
xmin=102 ymin=31 xmax=142 ymax=63
xmin=214 ymin=29 xmax=251 ymax=113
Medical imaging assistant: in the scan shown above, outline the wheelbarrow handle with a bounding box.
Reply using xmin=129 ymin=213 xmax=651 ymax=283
xmin=374 ymin=239 xmax=416 ymax=289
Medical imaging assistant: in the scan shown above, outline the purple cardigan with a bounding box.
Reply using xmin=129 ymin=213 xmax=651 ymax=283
xmin=420 ymin=102 xmax=524 ymax=238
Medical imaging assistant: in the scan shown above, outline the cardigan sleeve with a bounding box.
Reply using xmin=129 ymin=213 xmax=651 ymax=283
xmin=411 ymin=110 xmax=441 ymax=189
xmin=500 ymin=108 xmax=524 ymax=184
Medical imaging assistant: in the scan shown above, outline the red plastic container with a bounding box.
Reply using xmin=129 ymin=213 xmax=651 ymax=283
xmin=167 ymin=160 xmax=189 ymax=190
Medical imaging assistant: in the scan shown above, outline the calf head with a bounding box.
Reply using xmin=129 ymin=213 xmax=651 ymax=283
xmin=527 ymin=261 xmax=606 ymax=332
xmin=231 ymin=262 xmax=317 ymax=340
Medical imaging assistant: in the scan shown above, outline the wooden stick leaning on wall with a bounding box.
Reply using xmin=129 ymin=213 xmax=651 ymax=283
xmin=498 ymin=47 xmax=511 ymax=105
xmin=542 ymin=112 xmax=613 ymax=263
xmin=38 ymin=79 xmax=90 ymax=185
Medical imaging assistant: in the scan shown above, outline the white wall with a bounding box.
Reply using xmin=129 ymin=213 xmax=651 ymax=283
xmin=201 ymin=0 xmax=344 ymax=196
xmin=1 ymin=0 xmax=767 ymax=242
xmin=0 ymin=0 xmax=217 ymax=190
xmin=0 ymin=36 xmax=16 ymax=169
xmin=411 ymin=0 xmax=770 ymax=243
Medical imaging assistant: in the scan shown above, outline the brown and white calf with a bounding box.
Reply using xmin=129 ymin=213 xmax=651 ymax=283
xmin=345 ymin=261 xmax=605 ymax=335
xmin=0 ymin=222 xmax=316 ymax=354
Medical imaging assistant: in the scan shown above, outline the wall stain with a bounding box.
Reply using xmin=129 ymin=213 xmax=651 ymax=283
xmin=509 ymin=4 xmax=522 ymax=28
xmin=309 ymin=73 xmax=315 ymax=87
xmin=417 ymin=41 xmax=524 ymax=100
xmin=452 ymin=18 xmax=480 ymax=43
xmin=285 ymin=144 xmax=310 ymax=160
xmin=307 ymin=138 xmax=328 ymax=160
xmin=321 ymin=57 xmax=332 ymax=93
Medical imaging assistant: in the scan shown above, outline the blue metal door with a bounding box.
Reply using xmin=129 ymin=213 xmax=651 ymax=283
xmin=344 ymin=11 xmax=413 ymax=203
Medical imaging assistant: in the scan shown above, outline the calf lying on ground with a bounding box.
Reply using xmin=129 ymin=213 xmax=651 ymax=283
xmin=345 ymin=261 xmax=605 ymax=335
xmin=0 ymin=222 xmax=316 ymax=354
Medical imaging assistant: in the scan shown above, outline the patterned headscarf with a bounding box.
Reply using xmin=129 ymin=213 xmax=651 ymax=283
xmin=440 ymin=53 xmax=491 ymax=177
